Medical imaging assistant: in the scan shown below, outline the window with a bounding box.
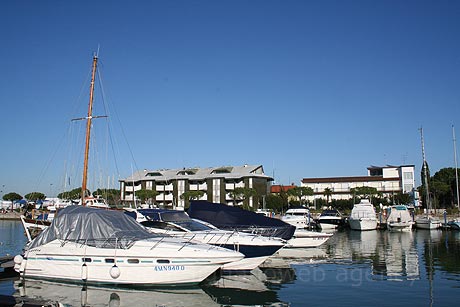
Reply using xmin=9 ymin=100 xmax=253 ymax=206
xmin=403 ymin=172 xmax=413 ymax=180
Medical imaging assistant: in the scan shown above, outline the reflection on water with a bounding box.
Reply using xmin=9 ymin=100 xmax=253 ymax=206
xmin=13 ymin=268 xmax=293 ymax=307
xmin=15 ymin=278 xmax=220 ymax=307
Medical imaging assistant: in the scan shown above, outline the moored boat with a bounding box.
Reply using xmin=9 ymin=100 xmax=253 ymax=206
xmin=348 ymin=199 xmax=378 ymax=231
xmin=124 ymin=208 xmax=285 ymax=272
xmin=447 ymin=218 xmax=460 ymax=230
xmin=14 ymin=206 xmax=244 ymax=286
xmin=281 ymin=207 xmax=315 ymax=229
xmin=316 ymin=209 xmax=345 ymax=230
xmin=386 ymin=205 xmax=414 ymax=231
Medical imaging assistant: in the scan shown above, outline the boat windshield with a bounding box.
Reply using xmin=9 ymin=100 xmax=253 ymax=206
xmin=159 ymin=212 xmax=213 ymax=231
xmin=321 ymin=210 xmax=340 ymax=217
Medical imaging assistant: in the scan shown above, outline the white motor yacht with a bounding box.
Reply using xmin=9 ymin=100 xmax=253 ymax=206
xmin=125 ymin=208 xmax=285 ymax=272
xmin=14 ymin=206 xmax=244 ymax=286
xmin=317 ymin=209 xmax=345 ymax=230
xmin=348 ymin=199 xmax=378 ymax=231
xmin=281 ymin=207 xmax=314 ymax=229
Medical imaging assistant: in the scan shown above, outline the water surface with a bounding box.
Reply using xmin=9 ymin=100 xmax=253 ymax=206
xmin=1 ymin=220 xmax=459 ymax=306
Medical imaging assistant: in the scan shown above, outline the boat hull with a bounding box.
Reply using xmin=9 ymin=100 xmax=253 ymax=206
xmin=415 ymin=217 xmax=441 ymax=230
xmin=284 ymin=230 xmax=332 ymax=248
xmin=387 ymin=221 xmax=414 ymax=232
xmin=15 ymin=240 xmax=243 ymax=286
xmin=348 ymin=218 xmax=378 ymax=231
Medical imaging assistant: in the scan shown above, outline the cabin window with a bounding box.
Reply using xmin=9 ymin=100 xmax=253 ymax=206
xmin=105 ymin=258 xmax=115 ymax=263
xmin=157 ymin=259 xmax=170 ymax=264
xmin=82 ymin=258 xmax=92 ymax=263
xmin=127 ymin=259 xmax=140 ymax=264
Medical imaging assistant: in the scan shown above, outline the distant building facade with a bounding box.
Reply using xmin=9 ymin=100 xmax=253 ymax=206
xmin=120 ymin=164 xmax=273 ymax=210
xmin=300 ymin=165 xmax=416 ymax=203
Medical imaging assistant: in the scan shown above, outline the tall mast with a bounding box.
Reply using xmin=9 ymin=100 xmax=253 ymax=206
xmin=453 ymin=125 xmax=460 ymax=211
xmin=81 ymin=55 xmax=98 ymax=204
xmin=420 ymin=127 xmax=430 ymax=215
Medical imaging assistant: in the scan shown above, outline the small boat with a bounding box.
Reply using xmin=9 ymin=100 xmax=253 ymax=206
xmin=415 ymin=215 xmax=441 ymax=230
xmin=386 ymin=205 xmax=414 ymax=231
xmin=348 ymin=199 xmax=378 ymax=231
xmin=316 ymin=209 xmax=345 ymax=230
xmin=124 ymin=208 xmax=285 ymax=272
xmin=447 ymin=218 xmax=460 ymax=230
xmin=14 ymin=206 xmax=244 ymax=286
xmin=281 ymin=207 xmax=315 ymax=229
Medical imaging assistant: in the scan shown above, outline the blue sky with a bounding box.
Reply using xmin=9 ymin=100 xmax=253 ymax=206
xmin=1 ymin=0 xmax=459 ymax=197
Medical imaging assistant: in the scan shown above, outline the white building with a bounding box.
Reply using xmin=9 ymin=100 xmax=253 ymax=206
xmin=120 ymin=164 xmax=273 ymax=210
xmin=301 ymin=165 xmax=416 ymax=202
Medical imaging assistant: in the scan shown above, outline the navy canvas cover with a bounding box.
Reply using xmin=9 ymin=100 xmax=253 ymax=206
xmin=187 ymin=201 xmax=295 ymax=240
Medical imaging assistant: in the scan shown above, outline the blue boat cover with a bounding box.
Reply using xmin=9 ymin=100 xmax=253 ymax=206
xmin=187 ymin=201 xmax=295 ymax=240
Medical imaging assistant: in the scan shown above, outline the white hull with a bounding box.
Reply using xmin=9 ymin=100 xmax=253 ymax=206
xmin=415 ymin=216 xmax=441 ymax=230
xmin=386 ymin=205 xmax=414 ymax=232
xmin=146 ymin=230 xmax=284 ymax=271
xmin=317 ymin=221 xmax=339 ymax=230
xmin=15 ymin=239 xmax=243 ymax=286
xmin=348 ymin=218 xmax=378 ymax=231
xmin=349 ymin=200 xmax=378 ymax=231
xmin=221 ymin=255 xmax=269 ymax=271
xmin=284 ymin=230 xmax=332 ymax=248
xmin=387 ymin=221 xmax=414 ymax=232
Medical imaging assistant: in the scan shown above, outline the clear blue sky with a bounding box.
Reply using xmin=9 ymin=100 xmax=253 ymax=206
xmin=1 ymin=0 xmax=459 ymax=197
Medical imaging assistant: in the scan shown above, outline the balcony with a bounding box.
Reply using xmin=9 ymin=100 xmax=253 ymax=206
xmin=155 ymin=184 xmax=174 ymax=192
xmin=156 ymin=194 xmax=174 ymax=201
xmin=189 ymin=183 xmax=207 ymax=191
xmin=225 ymin=182 xmax=245 ymax=190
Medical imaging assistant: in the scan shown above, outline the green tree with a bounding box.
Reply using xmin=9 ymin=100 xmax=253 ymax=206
xmin=25 ymin=192 xmax=46 ymax=201
xmin=94 ymin=188 xmax=121 ymax=206
xmin=323 ymin=187 xmax=333 ymax=203
xmin=286 ymin=187 xmax=313 ymax=206
xmin=2 ymin=192 xmax=22 ymax=202
xmin=229 ymin=187 xmax=257 ymax=210
xmin=180 ymin=190 xmax=205 ymax=201
xmin=349 ymin=186 xmax=378 ymax=201
xmin=135 ymin=189 xmax=159 ymax=205
xmin=265 ymin=194 xmax=284 ymax=213
xmin=393 ymin=192 xmax=412 ymax=205
xmin=57 ymin=187 xmax=85 ymax=200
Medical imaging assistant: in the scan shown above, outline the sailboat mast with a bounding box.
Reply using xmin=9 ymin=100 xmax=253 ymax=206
xmin=420 ymin=127 xmax=431 ymax=215
xmin=453 ymin=125 xmax=460 ymax=211
xmin=81 ymin=55 xmax=98 ymax=204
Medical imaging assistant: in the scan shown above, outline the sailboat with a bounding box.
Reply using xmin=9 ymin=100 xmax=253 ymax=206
xmin=13 ymin=54 xmax=244 ymax=286
xmin=448 ymin=125 xmax=460 ymax=230
xmin=415 ymin=128 xmax=441 ymax=230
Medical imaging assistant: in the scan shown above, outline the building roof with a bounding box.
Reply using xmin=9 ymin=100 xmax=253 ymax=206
xmin=270 ymin=185 xmax=297 ymax=193
xmin=121 ymin=164 xmax=273 ymax=182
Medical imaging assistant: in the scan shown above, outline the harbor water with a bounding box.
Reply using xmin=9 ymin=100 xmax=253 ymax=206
xmin=1 ymin=219 xmax=459 ymax=307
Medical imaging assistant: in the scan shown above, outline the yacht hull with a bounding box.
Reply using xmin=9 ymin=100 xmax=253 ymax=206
xmin=348 ymin=218 xmax=378 ymax=231
xmin=15 ymin=240 xmax=243 ymax=286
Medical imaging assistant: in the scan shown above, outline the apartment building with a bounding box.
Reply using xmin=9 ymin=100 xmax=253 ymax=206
xmin=120 ymin=164 xmax=273 ymax=209
xmin=300 ymin=165 xmax=416 ymax=202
